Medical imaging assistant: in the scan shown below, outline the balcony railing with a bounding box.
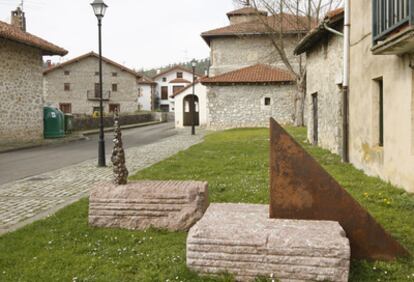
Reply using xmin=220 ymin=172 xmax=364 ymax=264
xmin=87 ymin=90 xmax=111 ymax=101
xmin=373 ymin=0 xmax=414 ymax=45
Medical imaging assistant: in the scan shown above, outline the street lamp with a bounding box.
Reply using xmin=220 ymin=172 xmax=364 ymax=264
xmin=191 ymin=59 xmax=197 ymax=135
xmin=91 ymin=0 xmax=108 ymax=167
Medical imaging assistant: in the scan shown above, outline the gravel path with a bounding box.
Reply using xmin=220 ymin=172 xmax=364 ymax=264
xmin=0 ymin=130 xmax=205 ymax=235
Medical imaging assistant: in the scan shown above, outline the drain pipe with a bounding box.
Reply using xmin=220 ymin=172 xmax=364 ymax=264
xmin=342 ymin=0 xmax=350 ymax=163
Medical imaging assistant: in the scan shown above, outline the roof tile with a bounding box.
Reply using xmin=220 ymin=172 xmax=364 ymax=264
xmin=0 ymin=20 xmax=67 ymax=56
xmin=201 ymin=64 xmax=295 ymax=85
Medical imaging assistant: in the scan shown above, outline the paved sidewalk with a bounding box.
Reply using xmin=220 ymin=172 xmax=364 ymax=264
xmin=0 ymin=130 xmax=205 ymax=235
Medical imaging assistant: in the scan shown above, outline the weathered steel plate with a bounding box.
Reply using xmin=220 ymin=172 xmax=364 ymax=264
xmin=269 ymin=118 xmax=409 ymax=260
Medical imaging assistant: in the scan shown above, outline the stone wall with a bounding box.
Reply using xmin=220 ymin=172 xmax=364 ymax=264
xmin=0 ymin=39 xmax=43 ymax=143
xmin=207 ymin=84 xmax=295 ymax=130
xmin=349 ymin=0 xmax=414 ymax=193
xmin=306 ymin=29 xmax=343 ymax=155
xmin=72 ymin=113 xmax=154 ymax=131
xmin=209 ymin=35 xmax=301 ymax=76
xmin=44 ymin=56 xmax=140 ymax=115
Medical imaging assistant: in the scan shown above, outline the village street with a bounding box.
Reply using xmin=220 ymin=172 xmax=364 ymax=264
xmin=0 ymin=122 xmax=176 ymax=185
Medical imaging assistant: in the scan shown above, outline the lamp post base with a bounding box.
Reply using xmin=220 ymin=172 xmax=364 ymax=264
xmin=98 ymin=138 xmax=106 ymax=167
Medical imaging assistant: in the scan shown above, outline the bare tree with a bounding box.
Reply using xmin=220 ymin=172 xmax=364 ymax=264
xmin=235 ymin=0 xmax=342 ymax=126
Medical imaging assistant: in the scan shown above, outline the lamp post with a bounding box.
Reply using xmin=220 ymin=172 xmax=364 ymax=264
xmin=191 ymin=59 xmax=196 ymax=135
xmin=91 ymin=0 xmax=108 ymax=167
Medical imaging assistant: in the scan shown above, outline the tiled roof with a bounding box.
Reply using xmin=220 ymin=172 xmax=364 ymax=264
xmin=202 ymin=13 xmax=316 ymax=45
xmin=152 ymin=66 xmax=203 ymax=80
xmin=294 ymin=8 xmax=344 ymax=55
xmin=138 ymin=75 xmax=156 ymax=85
xmin=226 ymin=7 xmax=267 ymax=17
xmin=169 ymin=78 xmax=191 ymax=84
xmin=0 ymin=20 xmax=67 ymax=56
xmin=201 ymin=64 xmax=295 ymax=85
xmin=171 ymin=78 xmax=206 ymax=97
xmin=43 ymin=52 xmax=142 ymax=78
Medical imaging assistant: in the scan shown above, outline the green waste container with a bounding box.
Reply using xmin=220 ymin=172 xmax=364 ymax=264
xmin=64 ymin=114 xmax=73 ymax=134
xmin=44 ymin=107 xmax=65 ymax=138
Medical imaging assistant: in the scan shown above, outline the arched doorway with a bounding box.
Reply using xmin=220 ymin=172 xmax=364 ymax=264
xmin=183 ymin=95 xmax=199 ymax=126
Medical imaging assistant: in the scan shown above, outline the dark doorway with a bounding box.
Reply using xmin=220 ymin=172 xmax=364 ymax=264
xmin=183 ymin=95 xmax=199 ymax=126
xmin=312 ymin=93 xmax=318 ymax=145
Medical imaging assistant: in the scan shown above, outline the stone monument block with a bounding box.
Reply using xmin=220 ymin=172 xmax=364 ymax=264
xmin=89 ymin=180 xmax=209 ymax=231
xmin=187 ymin=203 xmax=350 ymax=282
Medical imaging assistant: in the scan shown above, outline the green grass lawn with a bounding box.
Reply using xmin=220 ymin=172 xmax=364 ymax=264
xmin=1 ymin=127 xmax=413 ymax=281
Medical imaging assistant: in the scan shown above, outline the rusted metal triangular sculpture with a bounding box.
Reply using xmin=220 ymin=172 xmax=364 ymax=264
xmin=269 ymin=118 xmax=409 ymax=260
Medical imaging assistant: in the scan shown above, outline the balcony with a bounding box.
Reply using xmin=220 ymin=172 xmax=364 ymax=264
xmin=87 ymin=90 xmax=111 ymax=101
xmin=372 ymin=0 xmax=414 ymax=55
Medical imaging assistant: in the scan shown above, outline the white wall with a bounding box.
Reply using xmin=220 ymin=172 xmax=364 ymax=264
xmin=137 ymin=84 xmax=153 ymax=111
xmin=174 ymin=82 xmax=208 ymax=128
xmin=153 ymin=68 xmax=194 ymax=112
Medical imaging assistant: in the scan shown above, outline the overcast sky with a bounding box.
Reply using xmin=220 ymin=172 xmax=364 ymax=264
xmin=0 ymin=0 xmax=236 ymax=70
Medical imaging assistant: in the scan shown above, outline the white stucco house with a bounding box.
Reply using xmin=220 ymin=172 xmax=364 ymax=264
xmin=172 ymin=80 xmax=208 ymax=128
xmin=152 ymin=66 xmax=201 ymax=112
xmin=137 ymin=75 xmax=156 ymax=111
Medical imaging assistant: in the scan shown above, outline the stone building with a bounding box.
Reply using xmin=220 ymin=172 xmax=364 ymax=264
xmin=294 ymin=9 xmax=344 ymax=155
xmin=202 ymin=64 xmax=295 ymax=129
xmin=346 ymin=0 xmax=414 ymax=193
xmin=200 ymin=6 xmax=310 ymax=129
xmin=43 ymin=52 xmax=145 ymax=115
xmin=152 ymin=66 xmax=201 ymax=112
xmin=0 ymin=8 xmax=67 ymax=143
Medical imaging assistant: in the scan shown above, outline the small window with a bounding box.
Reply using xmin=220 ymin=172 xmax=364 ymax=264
xmin=64 ymin=70 xmax=70 ymax=76
xmin=112 ymin=72 xmax=118 ymax=77
xmin=95 ymin=72 xmax=99 ymax=76
xmin=112 ymin=83 xmax=118 ymax=92
xmin=177 ymin=72 xmax=183 ymax=78
xmin=162 ymin=77 xmax=167 ymax=82
xmin=264 ymin=97 xmax=271 ymax=106
xmin=59 ymin=103 xmax=72 ymax=113
xmin=94 ymin=83 xmax=100 ymax=98
xmin=64 ymin=83 xmax=70 ymax=91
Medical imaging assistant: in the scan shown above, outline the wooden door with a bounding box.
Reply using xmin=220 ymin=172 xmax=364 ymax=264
xmin=183 ymin=95 xmax=199 ymax=126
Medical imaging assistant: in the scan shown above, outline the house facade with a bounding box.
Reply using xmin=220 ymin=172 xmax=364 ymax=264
xmin=347 ymin=0 xmax=414 ymax=193
xmin=152 ymin=66 xmax=199 ymax=112
xmin=0 ymin=8 xmax=67 ymax=143
xmin=200 ymin=6 xmax=310 ymax=130
xmin=43 ymin=52 xmax=144 ymax=115
xmin=173 ymin=81 xmax=208 ymax=128
xmin=294 ymin=9 xmax=344 ymax=155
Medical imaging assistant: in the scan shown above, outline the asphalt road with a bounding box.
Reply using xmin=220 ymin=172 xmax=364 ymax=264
xmin=0 ymin=122 xmax=177 ymax=185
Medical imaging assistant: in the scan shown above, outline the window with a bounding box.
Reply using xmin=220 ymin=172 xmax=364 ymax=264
xmin=162 ymin=77 xmax=167 ymax=82
xmin=177 ymin=72 xmax=183 ymax=78
xmin=64 ymin=70 xmax=70 ymax=76
xmin=112 ymin=72 xmax=118 ymax=77
xmin=112 ymin=83 xmax=118 ymax=92
xmin=64 ymin=83 xmax=70 ymax=91
xmin=94 ymin=83 xmax=100 ymax=98
xmin=161 ymin=86 xmax=168 ymax=100
xmin=59 ymin=103 xmax=72 ymax=113
xmin=373 ymin=78 xmax=384 ymax=147
xmin=378 ymin=79 xmax=384 ymax=147
xmin=312 ymin=93 xmax=318 ymax=145
xmin=160 ymin=105 xmax=169 ymax=112
xmin=264 ymin=97 xmax=271 ymax=106
xmin=109 ymin=104 xmax=120 ymax=113
xmin=173 ymin=85 xmax=184 ymax=94
xmin=95 ymin=71 xmax=99 ymax=76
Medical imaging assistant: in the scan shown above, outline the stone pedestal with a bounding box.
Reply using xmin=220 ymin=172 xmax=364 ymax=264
xmin=89 ymin=180 xmax=209 ymax=231
xmin=187 ymin=203 xmax=350 ymax=282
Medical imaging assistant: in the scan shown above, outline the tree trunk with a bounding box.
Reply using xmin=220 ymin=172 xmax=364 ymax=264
xmin=294 ymin=74 xmax=306 ymax=126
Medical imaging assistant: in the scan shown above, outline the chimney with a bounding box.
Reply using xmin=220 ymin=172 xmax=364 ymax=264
xmin=11 ymin=7 xmax=26 ymax=32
